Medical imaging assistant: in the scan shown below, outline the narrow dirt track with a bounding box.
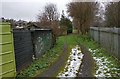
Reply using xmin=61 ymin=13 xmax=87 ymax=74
xmin=36 ymin=42 xmax=68 ymax=77
xmin=78 ymin=45 xmax=95 ymax=77
xmin=35 ymin=38 xmax=95 ymax=78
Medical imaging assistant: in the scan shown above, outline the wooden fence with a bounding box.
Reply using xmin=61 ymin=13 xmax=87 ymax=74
xmin=0 ymin=23 xmax=16 ymax=78
xmin=90 ymin=27 xmax=120 ymax=60
xmin=1 ymin=22 xmax=54 ymax=77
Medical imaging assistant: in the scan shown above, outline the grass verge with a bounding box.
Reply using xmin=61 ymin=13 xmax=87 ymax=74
xmin=16 ymin=34 xmax=78 ymax=77
xmin=16 ymin=34 xmax=120 ymax=77
xmin=77 ymin=35 xmax=120 ymax=77
xmin=16 ymin=36 xmax=65 ymax=77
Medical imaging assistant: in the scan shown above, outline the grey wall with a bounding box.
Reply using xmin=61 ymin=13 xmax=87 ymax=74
xmin=90 ymin=27 xmax=120 ymax=60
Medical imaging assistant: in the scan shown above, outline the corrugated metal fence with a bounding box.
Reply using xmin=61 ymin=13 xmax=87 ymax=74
xmin=13 ymin=29 xmax=33 ymax=72
xmin=13 ymin=29 xmax=53 ymax=72
xmin=31 ymin=29 xmax=52 ymax=58
xmin=90 ymin=27 xmax=120 ymax=60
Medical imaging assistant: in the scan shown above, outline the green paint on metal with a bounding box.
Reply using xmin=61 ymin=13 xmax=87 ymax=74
xmin=0 ymin=22 xmax=16 ymax=78
xmin=35 ymin=31 xmax=52 ymax=58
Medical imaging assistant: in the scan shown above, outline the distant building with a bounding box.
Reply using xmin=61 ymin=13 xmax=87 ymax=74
xmin=0 ymin=17 xmax=43 ymax=30
xmin=27 ymin=22 xmax=41 ymax=30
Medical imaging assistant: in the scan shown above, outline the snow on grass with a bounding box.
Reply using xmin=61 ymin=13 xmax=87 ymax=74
xmin=57 ymin=45 xmax=84 ymax=77
xmin=89 ymin=48 xmax=120 ymax=77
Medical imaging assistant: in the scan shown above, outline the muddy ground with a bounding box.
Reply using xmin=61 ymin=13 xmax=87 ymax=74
xmin=36 ymin=43 xmax=95 ymax=78
xmin=78 ymin=45 xmax=95 ymax=77
xmin=36 ymin=42 xmax=68 ymax=77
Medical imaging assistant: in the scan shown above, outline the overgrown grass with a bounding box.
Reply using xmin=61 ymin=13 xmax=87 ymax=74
xmin=16 ymin=34 xmax=78 ymax=78
xmin=16 ymin=36 xmax=65 ymax=77
xmin=16 ymin=34 xmax=120 ymax=77
xmin=77 ymin=34 xmax=120 ymax=64
xmin=54 ymin=34 xmax=78 ymax=76
xmin=77 ymin=34 xmax=120 ymax=77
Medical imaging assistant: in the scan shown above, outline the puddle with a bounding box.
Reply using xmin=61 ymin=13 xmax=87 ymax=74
xmin=57 ymin=45 xmax=84 ymax=77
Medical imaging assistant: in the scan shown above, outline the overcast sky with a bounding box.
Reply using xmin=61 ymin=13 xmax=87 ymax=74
xmin=1 ymin=0 xmax=118 ymax=22
xmin=1 ymin=0 xmax=71 ymax=21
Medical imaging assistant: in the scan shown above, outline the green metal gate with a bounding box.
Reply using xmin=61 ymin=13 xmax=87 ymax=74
xmin=0 ymin=22 xmax=16 ymax=78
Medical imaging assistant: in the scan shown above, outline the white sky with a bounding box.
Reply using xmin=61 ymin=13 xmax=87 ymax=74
xmin=1 ymin=0 xmax=119 ymax=22
xmin=1 ymin=0 xmax=71 ymax=21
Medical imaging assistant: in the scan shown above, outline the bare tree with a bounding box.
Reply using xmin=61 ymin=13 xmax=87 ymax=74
xmin=38 ymin=3 xmax=60 ymax=44
xmin=93 ymin=2 xmax=106 ymax=27
xmin=105 ymin=2 xmax=120 ymax=27
xmin=38 ymin=12 xmax=50 ymax=28
xmin=38 ymin=3 xmax=59 ymax=27
xmin=44 ymin=3 xmax=59 ymax=22
xmin=67 ymin=2 xmax=98 ymax=34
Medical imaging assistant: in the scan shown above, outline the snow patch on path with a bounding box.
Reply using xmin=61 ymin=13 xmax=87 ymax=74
xmin=57 ymin=45 xmax=84 ymax=77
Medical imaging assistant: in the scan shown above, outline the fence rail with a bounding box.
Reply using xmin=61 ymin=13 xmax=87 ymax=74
xmin=0 ymin=23 xmax=16 ymax=78
xmin=90 ymin=27 xmax=120 ymax=60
